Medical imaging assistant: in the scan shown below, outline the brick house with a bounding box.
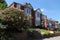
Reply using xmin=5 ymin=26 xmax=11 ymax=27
xmin=43 ymin=15 xmax=47 ymax=28
xmin=9 ymin=2 xmax=35 ymax=27
xmin=8 ymin=2 xmax=48 ymax=28
xmin=34 ymin=8 xmax=47 ymax=28
xmin=35 ymin=8 xmax=42 ymax=26
xmin=47 ymin=18 xmax=59 ymax=30
xmin=54 ymin=21 xmax=59 ymax=29
xmin=8 ymin=2 xmax=59 ymax=29
xmin=40 ymin=14 xmax=47 ymax=28
xmin=58 ymin=23 xmax=60 ymax=29
xmin=47 ymin=19 xmax=55 ymax=30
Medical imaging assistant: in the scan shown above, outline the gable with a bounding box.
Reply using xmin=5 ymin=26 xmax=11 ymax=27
xmin=24 ymin=3 xmax=33 ymax=9
xmin=36 ymin=8 xmax=42 ymax=13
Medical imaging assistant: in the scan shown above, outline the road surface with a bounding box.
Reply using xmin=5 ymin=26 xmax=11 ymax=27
xmin=43 ymin=36 xmax=60 ymax=40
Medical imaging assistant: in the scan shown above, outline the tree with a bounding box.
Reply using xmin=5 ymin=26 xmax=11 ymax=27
xmin=0 ymin=0 xmax=7 ymax=10
xmin=0 ymin=8 xmax=31 ymax=30
xmin=55 ymin=21 xmax=58 ymax=23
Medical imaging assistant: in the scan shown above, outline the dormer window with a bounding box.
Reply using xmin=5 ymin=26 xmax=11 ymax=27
xmin=24 ymin=3 xmax=33 ymax=9
xmin=16 ymin=4 xmax=20 ymax=9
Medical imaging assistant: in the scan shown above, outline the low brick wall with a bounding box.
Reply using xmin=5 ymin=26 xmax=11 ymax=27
xmin=12 ymin=31 xmax=28 ymax=40
xmin=11 ymin=31 xmax=60 ymax=40
xmin=42 ymin=33 xmax=60 ymax=39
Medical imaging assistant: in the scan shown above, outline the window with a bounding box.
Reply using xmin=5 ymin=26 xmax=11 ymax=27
xmin=16 ymin=4 xmax=20 ymax=9
xmin=37 ymin=13 xmax=40 ymax=17
xmin=36 ymin=12 xmax=40 ymax=18
xmin=35 ymin=13 xmax=40 ymax=26
xmin=35 ymin=20 xmax=40 ymax=26
xmin=24 ymin=8 xmax=31 ymax=14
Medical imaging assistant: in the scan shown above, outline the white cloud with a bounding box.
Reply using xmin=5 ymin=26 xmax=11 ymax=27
xmin=41 ymin=8 xmax=44 ymax=11
xmin=34 ymin=8 xmax=37 ymax=10
xmin=41 ymin=8 xmax=48 ymax=12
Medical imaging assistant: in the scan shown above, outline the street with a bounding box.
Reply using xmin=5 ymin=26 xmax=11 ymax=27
xmin=32 ymin=36 xmax=60 ymax=40
xmin=43 ymin=36 xmax=60 ymax=40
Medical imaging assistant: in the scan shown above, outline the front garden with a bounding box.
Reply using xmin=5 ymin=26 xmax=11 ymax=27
xmin=0 ymin=8 xmax=60 ymax=40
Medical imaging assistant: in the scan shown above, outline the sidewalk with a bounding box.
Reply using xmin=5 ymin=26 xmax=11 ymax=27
xmin=43 ymin=36 xmax=60 ymax=40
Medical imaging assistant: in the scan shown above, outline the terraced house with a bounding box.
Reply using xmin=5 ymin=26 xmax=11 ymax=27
xmin=47 ymin=18 xmax=59 ymax=30
xmin=1 ymin=2 xmax=58 ymax=29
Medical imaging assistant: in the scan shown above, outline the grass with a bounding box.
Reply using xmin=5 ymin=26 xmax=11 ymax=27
xmin=28 ymin=28 xmax=50 ymax=35
xmin=40 ymin=29 xmax=50 ymax=35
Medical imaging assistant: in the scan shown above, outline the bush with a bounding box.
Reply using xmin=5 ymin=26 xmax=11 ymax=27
xmin=27 ymin=29 xmax=41 ymax=39
xmin=0 ymin=8 xmax=32 ymax=40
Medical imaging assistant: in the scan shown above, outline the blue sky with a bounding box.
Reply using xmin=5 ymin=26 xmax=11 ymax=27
xmin=5 ymin=0 xmax=60 ymax=22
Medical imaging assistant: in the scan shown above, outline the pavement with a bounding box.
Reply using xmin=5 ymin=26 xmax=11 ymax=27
xmin=30 ymin=36 xmax=60 ymax=40
xmin=43 ymin=36 xmax=60 ymax=40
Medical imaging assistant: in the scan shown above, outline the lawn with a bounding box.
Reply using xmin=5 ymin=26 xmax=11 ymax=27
xmin=28 ymin=28 xmax=50 ymax=35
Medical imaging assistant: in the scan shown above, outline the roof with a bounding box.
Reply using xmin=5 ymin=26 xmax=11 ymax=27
xmin=9 ymin=2 xmax=22 ymax=7
xmin=35 ymin=8 xmax=42 ymax=13
xmin=22 ymin=2 xmax=33 ymax=9
xmin=9 ymin=2 xmax=33 ymax=9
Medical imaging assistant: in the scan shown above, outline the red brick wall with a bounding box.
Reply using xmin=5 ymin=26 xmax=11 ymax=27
xmin=9 ymin=2 xmax=17 ymax=8
xmin=44 ymin=16 xmax=47 ymax=28
xmin=31 ymin=9 xmax=35 ymax=27
xmin=54 ymin=22 xmax=58 ymax=28
xmin=9 ymin=4 xmax=14 ymax=8
xmin=40 ymin=14 xmax=42 ymax=26
xmin=13 ymin=31 xmax=28 ymax=40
